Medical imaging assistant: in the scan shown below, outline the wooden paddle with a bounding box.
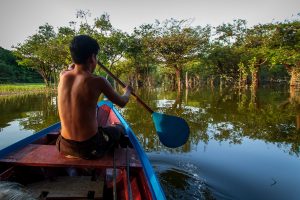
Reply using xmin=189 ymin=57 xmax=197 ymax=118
xmin=98 ymin=61 xmax=190 ymax=148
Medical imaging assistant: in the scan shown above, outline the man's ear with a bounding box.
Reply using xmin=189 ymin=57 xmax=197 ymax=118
xmin=92 ymin=55 xmax=97 ymax=63
xmin=86 ymin=56 xmax=94 ymax=66
xmin=89 ymin=54 xmax=96 ymax=64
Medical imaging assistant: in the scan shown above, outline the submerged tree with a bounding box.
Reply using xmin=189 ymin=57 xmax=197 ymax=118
xmin=11 ymin=11 xmax=299 ymax=89
xmin=153 ymin=19 xmax=210 ymax=92
xmin=242 ymin=23 xmax=272 ymax=89
xmin=268 ymin=19 xmax=300 ymax=89
xmin=125 ymin=24 xmax=157 ymax=87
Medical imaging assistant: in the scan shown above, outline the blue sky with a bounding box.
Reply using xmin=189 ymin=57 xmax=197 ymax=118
xmin=0 ymin=0 xmax=299 ymax=49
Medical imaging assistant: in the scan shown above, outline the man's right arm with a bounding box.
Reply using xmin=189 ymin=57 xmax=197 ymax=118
xmin=98 ymin=77 xmax=132 ymax=108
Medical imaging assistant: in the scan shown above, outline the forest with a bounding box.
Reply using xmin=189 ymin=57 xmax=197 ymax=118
xmin=0 ymin=47 xmax=42 ymax=83
xmin=4 ymin=11 xmax=300 ymax=91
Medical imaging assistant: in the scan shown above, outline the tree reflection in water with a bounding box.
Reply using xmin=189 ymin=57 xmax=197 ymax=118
xmin=0 ymin=86 xmax=300 ymax=200
xmin=0 ymin=93 xmax=59 ymax=132
xmin=121 ymin=86 xmax=300 ymax=156
xmin=0 ymin=86 xmax=299 ymax=155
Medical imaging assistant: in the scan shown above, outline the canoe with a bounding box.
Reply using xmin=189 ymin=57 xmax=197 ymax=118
xmin=0 ymin=100 xmax=166 ymax=200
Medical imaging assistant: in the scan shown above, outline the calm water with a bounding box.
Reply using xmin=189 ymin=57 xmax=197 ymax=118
xmin=0 ymin=86 xmax=300 ymax=200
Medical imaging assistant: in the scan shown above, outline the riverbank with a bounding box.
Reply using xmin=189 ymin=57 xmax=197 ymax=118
xmin=0 ymin=83 xmax=55 ymax=96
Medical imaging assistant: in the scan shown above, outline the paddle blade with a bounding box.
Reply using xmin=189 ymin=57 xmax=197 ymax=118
xmin=152 ymin=112 xmax=190 ymax=148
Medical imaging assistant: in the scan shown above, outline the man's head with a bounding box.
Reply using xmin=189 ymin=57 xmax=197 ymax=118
xmin=70 ymin=35 xmax=100 ymax=71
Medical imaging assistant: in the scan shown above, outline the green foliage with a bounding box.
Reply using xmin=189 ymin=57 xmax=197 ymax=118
xmin=150 ymin=19 xmax=211 ymax=88
xmin=11 ymin=10 xmax=300 ymax=88
xmin=99 ymin=30 xmax=129 ymax=68
xmin=124 ymin=23 xmax=158 ymax=83
xmin=205 ymin=44 xmax=241 ymax=79
xmin=14 ymin=23 xmax=59 ymax=86
xmin=0 ymin=47 xmax=17 ymax=65
xmin=215 ymin=19 xmax=247 ymax=46
xmin=153 ymin=19 xmax=210 ymax=67
xmin=0 ymin=47 xmax=42 ymax=83
xmin=268 ymin=20 xmax=300 ymax=67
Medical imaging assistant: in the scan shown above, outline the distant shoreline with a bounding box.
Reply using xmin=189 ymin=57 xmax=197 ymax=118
xmin=0 ymin=83 xmax=56 ymax=96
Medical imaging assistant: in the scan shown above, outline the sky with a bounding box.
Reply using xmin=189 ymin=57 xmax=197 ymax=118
xmin=0 ymin=0 xmax=299 ymax=50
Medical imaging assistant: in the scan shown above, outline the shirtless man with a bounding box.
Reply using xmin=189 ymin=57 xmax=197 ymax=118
xmin=56 ymin=35 xmax=132 ymax=159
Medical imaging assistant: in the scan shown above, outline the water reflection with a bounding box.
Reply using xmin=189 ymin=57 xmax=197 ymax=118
xmin=121 ymin=86 xmax=300 ymax=157
xmin=0 ymin=86 xmax=300 ymax=200
xmin=121 ymin=86 xmax=300 ymax=200
xmin=0 ymin=93 xmax=59 ymax=149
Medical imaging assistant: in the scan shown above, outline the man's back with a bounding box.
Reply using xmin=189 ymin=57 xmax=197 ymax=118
xmin=56 ymin=35 xmax=132 ymax=159
xmin=58 ymin=69 xmax=100 ymax=141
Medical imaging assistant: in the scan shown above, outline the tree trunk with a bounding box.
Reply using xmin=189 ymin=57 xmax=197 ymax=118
xmin=37 ymin=68 xmax=50 ymax=87
xmin=251 ymin=66 xmax=259 ymax=89
xmin=135 ymin=73 xmax=139 ymax=89
xmin=173 ymin=89 xmax=183 ymax=109
xmin=175 ymin=68 xmax=182 ymax=93
xmin=172 ymin=74 xmax=176 ymax=90
xmin=250 ymin=85 xmax=259 ymax=109
xmin=289 ymin=66 xmax=300 ymax=88
xmin=196 ymin=75 xmax=200 ymax=87
xmin=185 ymin=87 xmax=188 ymax=104
xmin=220 ymin=76 xmax=223 ymax=90
xmin=296 ymin=114 xmax=300 ymax=131
xmin=147 ymin=77 xmax=151 ymax=87
xmin=185 ymin=72 xmax=189 ymax=89
xmin=239 ymin=72 xmax=247 ymax=88
xmin=44 ymin=78 xmax=50 ymax=87
xmin=288 ymin=66 xmax=300 ymax=131
xmin=210 ymin=76 xmax=214 ymax=88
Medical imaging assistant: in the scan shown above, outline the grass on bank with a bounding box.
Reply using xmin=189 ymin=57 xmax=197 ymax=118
xmin=0 ymin=83 xmax=49 ymax=94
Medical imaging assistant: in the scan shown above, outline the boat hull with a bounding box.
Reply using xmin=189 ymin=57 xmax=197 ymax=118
xmin=0 ymin=100 xmax=165 ymax=200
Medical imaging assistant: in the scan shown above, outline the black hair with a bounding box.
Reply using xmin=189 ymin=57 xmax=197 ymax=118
xmin=69 ymin=35 xmax=100 ymax=64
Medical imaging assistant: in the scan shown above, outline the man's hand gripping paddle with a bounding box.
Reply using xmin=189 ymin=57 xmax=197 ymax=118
xmin=98 ymin=61 xmax=189 ymax=148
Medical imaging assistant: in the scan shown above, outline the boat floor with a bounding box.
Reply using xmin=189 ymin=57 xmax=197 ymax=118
xmin=27 ymin=176 xmax=103 ymax=199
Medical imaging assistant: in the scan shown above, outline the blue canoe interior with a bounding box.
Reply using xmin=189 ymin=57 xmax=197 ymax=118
xmin=0 ymin=101 xmax=166 ymax=200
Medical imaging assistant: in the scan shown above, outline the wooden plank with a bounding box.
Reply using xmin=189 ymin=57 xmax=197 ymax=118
xmin=27 ymin=176 xmax=103 ymax=199
xmin=0 ymin=144 xmax=141 ymax=168
xmin=0 ymin=166 xmax=15 ymax=181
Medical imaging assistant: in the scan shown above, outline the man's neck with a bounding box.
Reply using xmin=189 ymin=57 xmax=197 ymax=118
xmin=74 ymin=64 xmax=92 ymax=73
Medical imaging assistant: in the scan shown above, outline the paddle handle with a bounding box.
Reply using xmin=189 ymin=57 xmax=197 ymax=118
xmin=98 ymin=61 xmax=154 ymax=114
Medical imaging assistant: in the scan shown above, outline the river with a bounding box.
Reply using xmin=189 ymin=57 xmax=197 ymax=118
xmin=0 ymin=86 xmax=299 ymax=200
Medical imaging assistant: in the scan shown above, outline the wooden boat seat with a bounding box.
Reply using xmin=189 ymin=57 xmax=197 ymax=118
xmin=28 ymin=176 xmax=104 ymax=199
xmin=0 ymin=144 xmax=141 ymax=168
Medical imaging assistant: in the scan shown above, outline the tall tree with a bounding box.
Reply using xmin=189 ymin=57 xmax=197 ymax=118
xmin=153 ymin=19 xmax=210 ymax=92
xmin=205 ymin=44 xmax=241 ymax=86
xmin=212 ymin=19 xmax=248 ymax=87
xmin=215 ymin=19 xmax=248 ymax=46
xmin=93 ymin=14 xmax=129 ymax=76
xmin=125 ymin=24 xmax=157 ymax=87
xmin=268 ymin=19 xmax=300 ymax=89
xmin=14 ymin=23 xmax=56 ymax=86
xmin=241 ymin=23 xmax=272 ymax=88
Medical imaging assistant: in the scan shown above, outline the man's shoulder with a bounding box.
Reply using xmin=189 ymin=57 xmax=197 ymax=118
xmin=89 ymin=74 xmax=103 ymax=81
xmin=60 ymin=69 xmax=72 ymax=77
xmin=87 ymin=75 xmax=107 ymax=91
xmin=89 ymin=75 xmax=105 ymax=83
